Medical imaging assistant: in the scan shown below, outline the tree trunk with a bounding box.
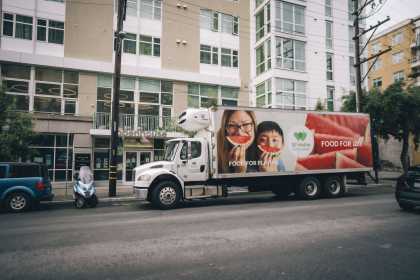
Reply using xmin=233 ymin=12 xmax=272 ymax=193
xmin=400 ymin=130 xmax=410 ymax=176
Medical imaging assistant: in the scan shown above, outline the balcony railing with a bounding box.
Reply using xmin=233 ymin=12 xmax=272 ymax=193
xmin=93 ymin=112 xmax=180 ymax=132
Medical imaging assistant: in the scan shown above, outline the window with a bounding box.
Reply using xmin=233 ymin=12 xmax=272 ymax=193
xmin=200 ymin=45 xmax=218 ymax=65
xmin=96 ymin=75 xmax=173 ymax=130
xmin=393 ymin=71 xmax=405 ymax=83
xmin=349 ymin=26 xmax=355 ymax=52
xmin=275 ymin=78 xmax=306 ymax=109
xmin=188 ymin=84 xmax=239 ymax=108
xmin=256 ymin=2 xmax=270 ymax=41
xmin=191 ymin=142 xmax=202 ymax=159
xmin=1 ymin=63 xmax=31 ymax=111
xmin=2 ymin=13 xmax=33 ymax=40
xmin=34 ymin=67 xmax=79 ymax=114
xmin=139 ymin=35 xmax=160 ymax=57
xmin=0 ymin=166 xmax=6 ymax=178
xmin=327 ymin=86 xmax=334 ymax=111
xmin=126 ymin=0 xmax=138 ymax=16
xmin=200 ymin=9 xmax=238 ymax=35
xmin=392 ymin=51 xmax=404 ymax=64
xmin=326 ymin=21 xmax=333 ymax=50
xmin=392 ymin=32 xmax=403 ymax=46
xmin=326 ymin=53 xmax=333 ymax=81
xmin=325 ymin=0 xmax=332 ymax=17
xmin=275 ymin=37 xmax=305 ymax=71
xmin=29 ymin=133 xmax=73 ymax=182
xmin=349 ymin=57 xmax=356 ymax=85
xmin=275 ymin=1 xmax=305 ymax=35
xmin=139 ymin=0 xmax=161 ymax=20
xmin=371 ymin=41 xmax=381 ymax=54
xmin=37 ymin=19 xmax=64 ymax=44
xmin=123 ymin=33 xmax=137 ymax=54
xmin=221 ymin=48 xmax=239 ymax=67
xmin=256 ymin=0 xmax=264 ymax=8
xmin=256 ymin=39 xmax=271 ymax=75
xmin=256 ymin=79 xmax=272 ymax=107
xmin=348 ymin=0 xmax=355 ymax=21
xmin=372 ymin=58 xmax=382 ymax=71
xmin=373 ymin=78 xmax=382 ymax=88
xmin=221 ymin=87 xmax=239 ymax=106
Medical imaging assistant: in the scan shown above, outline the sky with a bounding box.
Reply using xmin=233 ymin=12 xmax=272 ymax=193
xmin=367 ymin=0 xmax=420 ymax=32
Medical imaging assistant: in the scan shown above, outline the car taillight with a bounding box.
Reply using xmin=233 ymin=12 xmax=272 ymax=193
xmin=35 ymin=181 xmax=45 ymax=191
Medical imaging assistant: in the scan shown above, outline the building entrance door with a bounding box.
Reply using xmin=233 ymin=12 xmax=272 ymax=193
xmin=124 ymin=151 xmax=153 ymax=182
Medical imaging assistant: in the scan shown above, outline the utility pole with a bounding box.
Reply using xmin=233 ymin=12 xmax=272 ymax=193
xmin=352 ymin=0 xmax=391 ymax=183
xmin=352 ymin=0 xmax=390 ymax=113
xmin=353 ymin=0 xmax=363 ymax=113
xmin=109 ymin=0 xmax=127 ymax=197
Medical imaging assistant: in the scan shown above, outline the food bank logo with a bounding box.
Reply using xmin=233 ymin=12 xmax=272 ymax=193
xmin=288 ymin=127 xmax=314 ymax=157
xmin=294 ymin=131 xmax=307 ymax=141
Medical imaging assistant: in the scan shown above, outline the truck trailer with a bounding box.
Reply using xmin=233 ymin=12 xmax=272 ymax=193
xmin=133 ymin=106 xmax=373 ymax=209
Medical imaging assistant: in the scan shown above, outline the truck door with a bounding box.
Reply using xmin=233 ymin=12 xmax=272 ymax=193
xmin=177 ymin=140 xmax=208 ymax=182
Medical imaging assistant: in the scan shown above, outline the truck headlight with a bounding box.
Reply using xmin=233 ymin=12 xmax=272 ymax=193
xmin=137 ymin=174 xmax=151 ymax=182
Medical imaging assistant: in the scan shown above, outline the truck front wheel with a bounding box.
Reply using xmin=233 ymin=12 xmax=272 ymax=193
xmin=151 ymin=180 xmax=181 ymax=210
xmin=297 ymin=177 xmax=321 ymax=200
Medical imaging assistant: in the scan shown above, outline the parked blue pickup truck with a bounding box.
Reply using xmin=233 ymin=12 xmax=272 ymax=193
xmin=0 ymin=163 xmax=54 ymax=213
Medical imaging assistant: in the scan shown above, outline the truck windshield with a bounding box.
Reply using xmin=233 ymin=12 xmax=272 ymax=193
xmin=164 ymin=141 xmax=179 ymax=161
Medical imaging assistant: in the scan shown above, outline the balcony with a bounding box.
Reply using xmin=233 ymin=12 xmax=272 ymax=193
xmin=411 ymin=56 xmax=420 ymax=68
xmin=91 ymin=112 xmax=184 ymax=137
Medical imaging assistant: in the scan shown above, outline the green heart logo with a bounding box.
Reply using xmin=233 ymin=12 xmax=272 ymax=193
xmin=294 ymin=132 xmax=307 ymax=141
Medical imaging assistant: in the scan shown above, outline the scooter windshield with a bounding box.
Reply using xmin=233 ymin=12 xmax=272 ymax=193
xmin=78 ymin=166 xmax=94 ymax=184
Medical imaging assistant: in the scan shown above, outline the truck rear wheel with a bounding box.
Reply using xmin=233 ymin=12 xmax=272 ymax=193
xmin=297 ymin=177 xmax=321 ymax=200
xmin=323 ymin=176 xmax=344 ymax=198
xmin=151 ymin=180 xmax=181 ymax=210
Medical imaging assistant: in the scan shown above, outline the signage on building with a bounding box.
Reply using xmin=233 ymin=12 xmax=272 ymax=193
xmin=118 ymin=129 xmax=167 ymax=138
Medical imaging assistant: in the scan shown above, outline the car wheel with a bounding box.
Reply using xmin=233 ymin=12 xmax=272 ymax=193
xmin=6 ymin=192 xmax=32 ymax=213
xmin=151 ymin=180 xmax=181 ymax=210
xmin=298 ymin=177 xmax=321 ymax=200
xmin=323 ymin=176 xmax=345 ymax=198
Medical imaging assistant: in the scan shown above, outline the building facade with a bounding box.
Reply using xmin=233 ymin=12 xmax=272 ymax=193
xmin=0 ymin=0 xmax=250 ymax=183
xmin=367 ymin=16 xmax=420 ymax=90
xmin=1 ymin=0 xmax=359 ymax=184
xmin=251 ymin=0 xmax=361 ymax=112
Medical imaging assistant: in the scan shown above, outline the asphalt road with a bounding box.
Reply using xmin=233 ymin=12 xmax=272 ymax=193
xmin=0 ymin=185 xmax=419 ymax=280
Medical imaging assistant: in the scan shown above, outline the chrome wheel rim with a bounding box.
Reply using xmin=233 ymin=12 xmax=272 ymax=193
xmin=328 ymin=180 xmax=341 ymax=195
xmin=10 ymin=195 xmax=26 ymax=210
xmin=305 ymin=182 xmax=318 ymax=196
xmin=159 ymin=186 xmax=177 ymax=205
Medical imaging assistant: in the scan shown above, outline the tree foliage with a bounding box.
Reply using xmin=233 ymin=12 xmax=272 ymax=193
xmin=314 ymin=99 xmax=324 ymax=111
xmin=341 ymin=83 xmax=420 ymax=173
xmin=0 ymin=89 xmax=34 ymax=161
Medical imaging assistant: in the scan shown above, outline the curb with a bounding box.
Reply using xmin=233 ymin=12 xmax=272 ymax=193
xmin=43 ymin=196 xmax=138 ymax=207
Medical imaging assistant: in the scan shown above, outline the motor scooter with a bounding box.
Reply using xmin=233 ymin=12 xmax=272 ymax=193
xmin=73 ymin=166 xmax=98 ymax=208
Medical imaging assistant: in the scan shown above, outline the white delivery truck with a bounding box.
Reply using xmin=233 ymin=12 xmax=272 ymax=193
xmin=133 ymin=106 xmax=373 ymax=209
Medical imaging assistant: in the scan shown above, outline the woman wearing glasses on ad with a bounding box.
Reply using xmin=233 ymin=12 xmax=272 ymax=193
xmin=217 ymin=110 xmax=257 ymax=173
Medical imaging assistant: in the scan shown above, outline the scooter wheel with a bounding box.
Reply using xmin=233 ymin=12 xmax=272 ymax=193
xmin=89 ymin=196 xmax=98 ymax=208
xmin=75 ymin=197 xmax=85 ymax=209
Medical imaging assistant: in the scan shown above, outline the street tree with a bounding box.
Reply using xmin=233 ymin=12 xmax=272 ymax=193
xmin=342 ymin=83 xmax=420 ymax=174
xmin=314 ymin=99 xmax=324 ymax=111
xmin=0 ymin=88 xmax=34 ymax=161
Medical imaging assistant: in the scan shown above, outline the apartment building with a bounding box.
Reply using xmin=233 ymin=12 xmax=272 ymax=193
xmin=251 ymin=0 xmax=360 ymax=112
xmin=368 ymin=16 xmax=420 ymax=90
xmin=0 ymin=0 xmax=250 ymax=183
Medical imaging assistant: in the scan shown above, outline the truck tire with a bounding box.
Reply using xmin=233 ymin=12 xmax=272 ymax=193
xmin=151 ymin=180 xmax=181 ymax=210
xmin=323 ymin=176 xmax=344 ymax=198
xmin=6 ymin=192 xmax=32 ymax=213
xmin=297 ymin=176 xmax=321 ymax=200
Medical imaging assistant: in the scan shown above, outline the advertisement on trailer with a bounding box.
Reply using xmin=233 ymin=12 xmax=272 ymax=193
xmin=215 ymin=109 xmax=373 ymax=175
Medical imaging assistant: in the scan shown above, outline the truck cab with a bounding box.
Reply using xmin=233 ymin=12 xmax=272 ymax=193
xmin=133 ymin=137 xmax=214 ymax=209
